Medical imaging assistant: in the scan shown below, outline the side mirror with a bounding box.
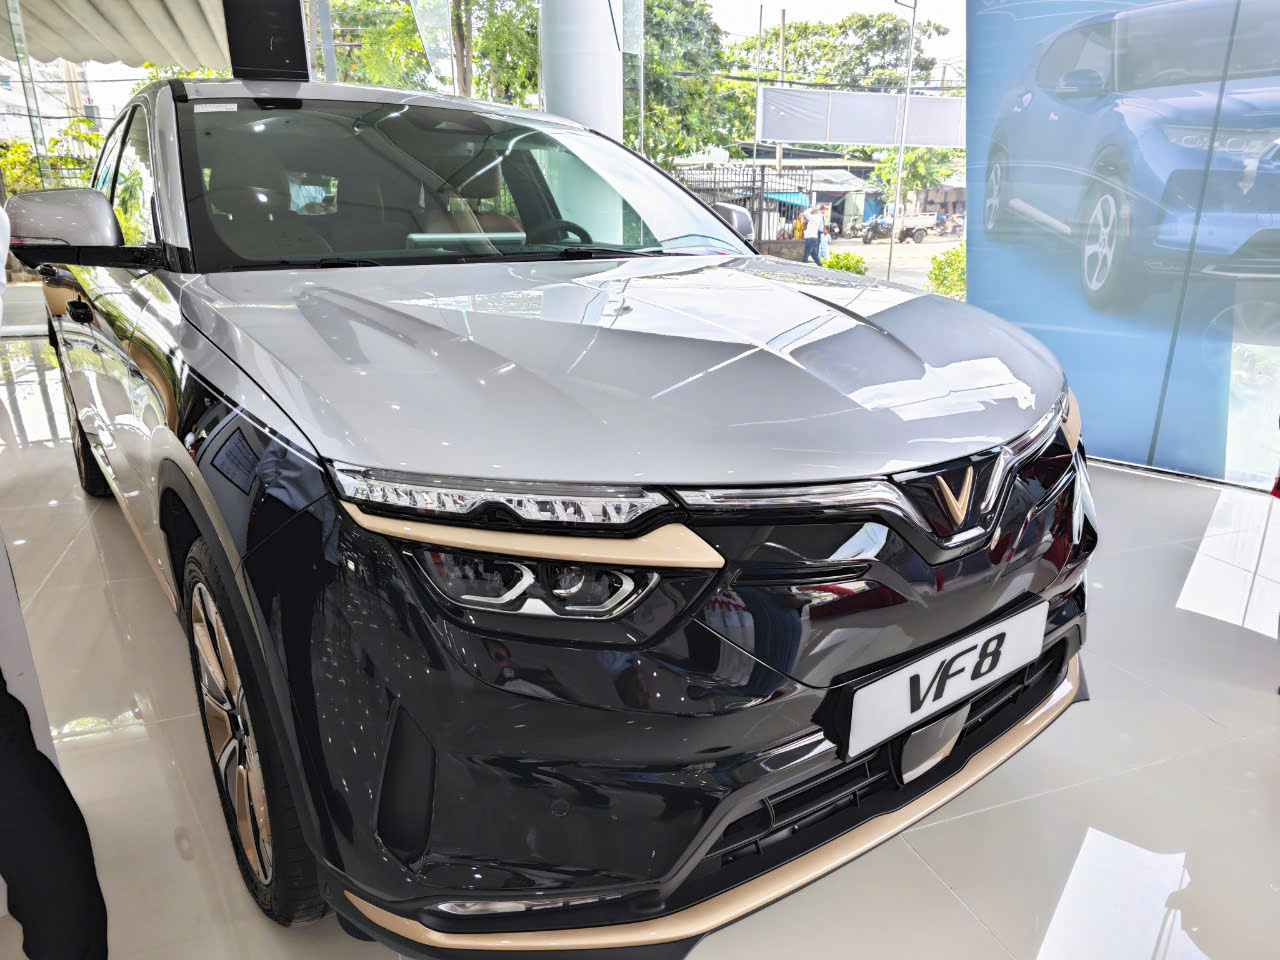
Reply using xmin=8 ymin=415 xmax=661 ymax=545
xmin=6 ymin=188 xmax=166 ymax=270
xmin=1056 ymin=68 xmax=1105 ymax=98
xmin=712 ymin=201 xmax=755 ymax=243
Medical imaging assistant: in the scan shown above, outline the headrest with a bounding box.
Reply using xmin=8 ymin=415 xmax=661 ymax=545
xmin=453 ymin=152 xmax=504 ymax=199
xmin=207 ymin=151 xmax=292 ymax=219
xmin=339 ymin=178 xmax=384 ymax=221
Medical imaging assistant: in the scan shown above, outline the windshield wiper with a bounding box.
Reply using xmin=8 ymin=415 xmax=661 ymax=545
xmin=228 ymin=257 xmax=384 ymax=271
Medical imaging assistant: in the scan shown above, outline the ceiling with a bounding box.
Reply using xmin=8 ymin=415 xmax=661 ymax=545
xmin=3 ymin=0 xmax=230 ymax=68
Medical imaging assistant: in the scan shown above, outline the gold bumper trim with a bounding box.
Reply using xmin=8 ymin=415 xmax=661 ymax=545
xmin=341 ymin=502 xmax=724 ymax=569
xmin=346 ymin=654 xmax=1080 ymax=951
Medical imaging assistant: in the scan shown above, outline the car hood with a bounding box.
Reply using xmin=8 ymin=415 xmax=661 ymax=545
xmin=181 ymin=255 xmax=1064 ymax=485
xmin=1123 ymin=76 xmax=1280 ymax=127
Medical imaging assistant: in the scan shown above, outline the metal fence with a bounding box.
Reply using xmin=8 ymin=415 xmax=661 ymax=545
xmin=673 ymin=164 xmax=815 ymax=241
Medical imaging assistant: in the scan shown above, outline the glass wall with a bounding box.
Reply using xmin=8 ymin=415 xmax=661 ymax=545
xmin=967 ymin=0 xmax=1280 ymax=489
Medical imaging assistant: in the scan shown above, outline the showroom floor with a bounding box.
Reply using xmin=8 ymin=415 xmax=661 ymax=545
xmin=2 ymin=325 xmax=1279 ymax=960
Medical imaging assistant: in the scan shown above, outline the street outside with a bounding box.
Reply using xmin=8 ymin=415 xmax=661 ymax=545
xmin=830 ymin=231 xmax=963 ymax=292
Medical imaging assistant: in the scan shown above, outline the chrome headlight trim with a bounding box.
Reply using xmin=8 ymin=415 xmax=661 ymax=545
xmin=329 ymin=462 xmax=671 ymax=527
xmin=977 ymin=388 xmax=1070 ymax=514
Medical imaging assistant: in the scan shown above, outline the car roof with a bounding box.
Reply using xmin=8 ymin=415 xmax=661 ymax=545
xmin=149 ymin=77 xmax=587 ymax=131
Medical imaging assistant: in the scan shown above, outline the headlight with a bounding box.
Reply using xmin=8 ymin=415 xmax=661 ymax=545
xmin=414 ymin=547 xmax=659 ymax=619
xmin=329 ymin=461 xmax=671 ymax=528
xmin=1162 ymin=125 xmax=1280 ymax=159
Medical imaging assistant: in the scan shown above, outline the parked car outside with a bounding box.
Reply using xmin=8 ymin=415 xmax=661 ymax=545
xmin=984 ymin=0 xmax=1280 ymax=308
xmin=8 ymin=78 xmax=1097 ymax=959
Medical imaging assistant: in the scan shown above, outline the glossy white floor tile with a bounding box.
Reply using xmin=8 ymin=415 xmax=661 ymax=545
xmin=3 ymin=338 xmax=1280 ymax=959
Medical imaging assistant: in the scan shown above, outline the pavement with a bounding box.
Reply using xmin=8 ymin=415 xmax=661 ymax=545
xmin=831 ymin=232 xmax=963 ymax=291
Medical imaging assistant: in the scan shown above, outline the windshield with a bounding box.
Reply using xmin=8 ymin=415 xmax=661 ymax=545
xmin=1116 ymin=1 xmax=1278 ymax=91
xmin=175 ymin=98 xmax=750 ymax=271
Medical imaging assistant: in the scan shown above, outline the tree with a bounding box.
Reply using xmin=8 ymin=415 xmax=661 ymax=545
xmin=627 ymin=0 xmax=737 ymax=167
xmin=130 ymin=61 xmax=229 ymax=95
xmin=329 ymin=0 xmax=437 ymax=89
xmin=873 ymin=147 xmax=961 ymax=206
xmin=727 ymin=12 xmax=946 ymax=90
xmin=451 ymin=0 xmax=476 ymax=97
xmin=473 ymin=0 xmax=539 ymax=104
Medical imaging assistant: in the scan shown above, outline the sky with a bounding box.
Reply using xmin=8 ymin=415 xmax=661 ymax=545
xmin=708 ymin=0 xmax=967 ymax=78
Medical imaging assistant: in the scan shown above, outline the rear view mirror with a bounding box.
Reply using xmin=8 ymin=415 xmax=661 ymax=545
xmin=6 ymin=188 xmax=166 ymax=270
xmin=1056 ymin=68 xmax=1105 ymax=98
xmin=712 ymin=201 xmax=755 ymax=243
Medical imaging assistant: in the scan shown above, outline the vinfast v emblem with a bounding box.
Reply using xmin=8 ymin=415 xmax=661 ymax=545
xmin=934 ymin=465 xmax=974 ymax=528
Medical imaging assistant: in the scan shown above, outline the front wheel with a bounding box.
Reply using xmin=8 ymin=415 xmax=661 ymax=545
xmin=1080 ymin=179 xmax=1138 ymax=310
xmin=183 ymin=538 xmax=327 ymax=925
xmin=912 ymin=227 xmax=927 ymax=243
xmin=862 ymin=230 xmax=873 ymax=244
xmin=984 ymin=147 xmax=1009 ymax=238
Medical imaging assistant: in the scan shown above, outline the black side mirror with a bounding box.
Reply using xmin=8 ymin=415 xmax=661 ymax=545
xmin=1056 ymin=68 xmax=1105 ymax=98
xmin=712 ymin=202 xmax=755 ymax=243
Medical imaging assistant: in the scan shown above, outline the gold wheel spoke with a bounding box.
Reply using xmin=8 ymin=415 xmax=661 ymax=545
xmin=203 ymin=693 xmax=234 ymax=760
xmin=234 ymin=765 xmax=265 ymax=881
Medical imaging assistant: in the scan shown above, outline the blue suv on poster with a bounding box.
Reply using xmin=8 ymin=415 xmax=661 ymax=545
xmin=983 ymin=0 xmax=1280 ymax=309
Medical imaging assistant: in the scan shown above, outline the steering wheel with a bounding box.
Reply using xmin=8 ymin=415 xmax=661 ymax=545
xmin=526 ymin=219 xmax=593 ymax=245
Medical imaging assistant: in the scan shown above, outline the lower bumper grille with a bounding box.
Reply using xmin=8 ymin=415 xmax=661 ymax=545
xmin=681 ymin=635 xmax=1072 ymax=896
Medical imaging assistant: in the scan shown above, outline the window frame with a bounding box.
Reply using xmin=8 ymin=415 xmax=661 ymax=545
xmin=111 ymin=101 xmax=160 ymax=246
xmin=91 ymin=107 xmax=131 ymax=200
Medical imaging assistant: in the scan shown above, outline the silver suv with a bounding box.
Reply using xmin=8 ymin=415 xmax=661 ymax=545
xmin=8 ymin=79 xmax=1096 ymax=958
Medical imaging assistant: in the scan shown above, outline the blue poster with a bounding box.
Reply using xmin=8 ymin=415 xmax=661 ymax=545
xmin=967 ymin=0 xmax=1280 ymax=487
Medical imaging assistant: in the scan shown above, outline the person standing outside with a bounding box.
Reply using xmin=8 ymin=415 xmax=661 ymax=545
xmin=818 ymin=221 xmax=831 ymax=263
xmin=802 ymin=203 xmax=825 ymax=266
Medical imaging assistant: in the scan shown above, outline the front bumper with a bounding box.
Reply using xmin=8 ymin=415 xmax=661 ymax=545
xmin=239 ymin=426 xmax=1095 ymax=958
xmin=329 ymin=650 xmax=1085 ymax=958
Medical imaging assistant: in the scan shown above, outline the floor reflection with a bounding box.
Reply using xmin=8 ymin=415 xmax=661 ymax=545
xmin=1039 ymin=827 xmax=1205 ymax=960
xmin=1176 ymin=487 xmax=1280 ymax=638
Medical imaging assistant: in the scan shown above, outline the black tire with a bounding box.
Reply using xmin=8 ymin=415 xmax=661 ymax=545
xmin=862 ymin=230 xmax=874 ymax=244
xmin=1079 ymin=176 xmax=1138 ymax=310
xmin=983 ymin=146 xmax=1010 ymax=239
xmin=60 ymin=376 xmax=110 ymax=498
xmin=182 ymin=538 xmax=327 ymax=926
xmin=912 ymin=227 xmax=927 ymax=243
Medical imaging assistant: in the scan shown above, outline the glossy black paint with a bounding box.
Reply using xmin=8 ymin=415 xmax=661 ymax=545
xmin=229 ymin=444 xmax=1095 ymax=929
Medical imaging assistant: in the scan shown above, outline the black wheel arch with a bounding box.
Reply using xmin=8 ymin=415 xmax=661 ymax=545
xmin=156 ymin=459 xmax=339 ymax=866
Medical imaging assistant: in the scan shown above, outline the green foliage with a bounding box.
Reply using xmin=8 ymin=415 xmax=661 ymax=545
xmin=927 ymin=242 xmax=966 ymax=299
xmin=473 ymin=0 xmax=540 ymax=104
xmin=873 ymin=147 xmax=961 ymax=203
xmin=130 ymin=61 xmax=229 ymax=95
xmin=727 ymin=12 xmax=946 ymax=89
xmin=0 ymin=139 xmax=47 ymax=194
xmin=629 ymin=0 xmax=737 ymax=167
xmin=822 ymin=251 xmax=868 ymax=275
xmin=329 ymin=0 xmax=438 ymax=88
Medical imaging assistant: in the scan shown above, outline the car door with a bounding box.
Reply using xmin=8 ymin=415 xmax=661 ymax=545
xmin=56 ymin=110 xmax=138 ymax=485
xmin=1031 ymin=21 xmax=1118 ymax=230
xmin=1009 ymin=28 xmax=1088 ymax=225
xmin=95 ymin=104 xmax=166 ymax=529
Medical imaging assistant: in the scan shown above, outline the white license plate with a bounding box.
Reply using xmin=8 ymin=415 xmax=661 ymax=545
xmin=848 ymin=603 xmax=1048 ymax=759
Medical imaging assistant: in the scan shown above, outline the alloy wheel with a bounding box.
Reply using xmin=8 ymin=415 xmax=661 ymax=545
xmin=984 ymin=163 xmax=1002 ymax=230
xmin=1083 ymin=193 xmax=1118 ymax=292
xmin=192 ymin=581 xmax=273 ymax=885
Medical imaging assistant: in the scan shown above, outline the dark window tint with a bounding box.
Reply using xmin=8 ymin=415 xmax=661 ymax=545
xmin=1036 ymin=31 xmax=1085 ymax=88
xmin=177 ymin=99 xmax=748 ymax=270
xmin=92 ymin=115 xmax=128 ymax=196
xmin=1116 ymin=1 xmax=1239 ymax=90
xmin=114 ymin=110 xmax=158 ymax=245
xmin=1073 ymin=24 xmax=1114 ymax=86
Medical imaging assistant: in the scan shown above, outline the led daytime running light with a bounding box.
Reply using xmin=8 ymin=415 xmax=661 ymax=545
xmin=329 ymin=462 xmax=670 ymax=526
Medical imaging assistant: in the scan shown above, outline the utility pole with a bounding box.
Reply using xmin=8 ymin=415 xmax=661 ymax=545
xmin=774 ymin=8 xmax=785 ymax=175
xmin=751 ymin=4 xmax=764 ymax=239
xmin=886 ymin=0 xmax=917 ymax=285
